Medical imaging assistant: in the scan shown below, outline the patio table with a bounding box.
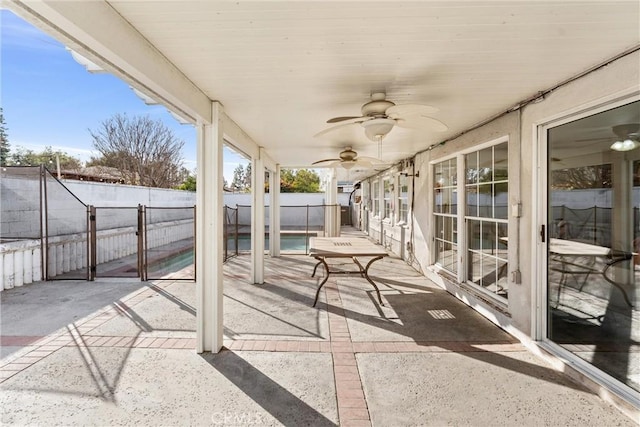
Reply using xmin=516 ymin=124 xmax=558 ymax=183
xmin=309 ymin=237 xmax=388 ymax=307
xmin=547 ymin=238 xmax=635 ymax=308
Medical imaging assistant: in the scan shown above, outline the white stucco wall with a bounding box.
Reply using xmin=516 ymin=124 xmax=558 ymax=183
xmin=62 ymin=180 xmax=197 ymax=207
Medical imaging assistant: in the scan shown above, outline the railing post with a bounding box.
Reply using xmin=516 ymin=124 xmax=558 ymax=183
xmin=39 ymin=165 xmax=46 ymax=281
xmin=41 ymin=165 xmax=50 ymax=280
xmin=223 ymin=206 xmax=228 ymax=262
xmin=89 ymin=205 xmax=96 ymax=281
xmin=235 ymin=205 xmax=239 ymax=257
xmin=306 ymin=205 xmax=310 ymax=254
xmin=138 ymin=204 xmax=146 ymax=281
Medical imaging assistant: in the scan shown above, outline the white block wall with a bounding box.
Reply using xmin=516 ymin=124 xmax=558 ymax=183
xmin=0 ymin=239 xmax=43 ymax=291
xmin=1 ymin=219 xmax=193 ymax=291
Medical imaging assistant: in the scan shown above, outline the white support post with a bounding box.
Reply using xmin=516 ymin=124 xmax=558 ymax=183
xmin=251 ymin=151 xmax=265 ymax=284
xmin=611 ymin=153 xmax=633 ymax=289
xmin=195 ymin=101 xmax=224 ymax=353
xmin=270 ymin=165 xmax=281 ymax=257
xmin=325 ymin=169 xmax=338 ymax=237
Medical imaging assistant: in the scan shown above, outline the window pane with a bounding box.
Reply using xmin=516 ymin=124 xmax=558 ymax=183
xmin=466 ymin=152 xmax=477 ymax=184
xmin=494 ymin=182 xmax=508 ymax=219
xmin=452 ymin=215 xmax=458 ymax=243
xmin=447 ymin=158 xmax=457 ymax=185
xmin=478 ymin=147 xmax=493 ymax=183
xmin=497 ymin=222 xmax=508 ymax=259
xmin=451 ymin=189 xmax=458 ymax=214
xmin=466 ymin=185 xmax=478 ymax=217
xmin=467 ymin=220 xmax=481 ymax=251
xmin=483 ymin=221 xmax=497 ymax=254
xmin=478 ymin=184 xmax=492 ymax=218
xmin=494 ymin=143 xmax=508 ymax=180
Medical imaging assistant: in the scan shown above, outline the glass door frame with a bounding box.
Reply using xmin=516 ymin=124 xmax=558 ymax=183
xmin=534 ymin=90 xmax=640 ymax=405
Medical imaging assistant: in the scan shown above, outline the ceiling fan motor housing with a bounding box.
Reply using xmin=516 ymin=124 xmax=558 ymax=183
xmin=340 ymin=147 xmax=358 ymax=161
xmin=361 ymin=93 xmax=395 ymax=117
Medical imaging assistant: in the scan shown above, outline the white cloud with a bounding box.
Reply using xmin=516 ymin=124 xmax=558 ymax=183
xmin=1 ymin=11 xmax=65 ymax=53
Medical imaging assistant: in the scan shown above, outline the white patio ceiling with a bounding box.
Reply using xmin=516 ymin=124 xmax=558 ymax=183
xmin=11 ymin=1 xmax=640 ymax=180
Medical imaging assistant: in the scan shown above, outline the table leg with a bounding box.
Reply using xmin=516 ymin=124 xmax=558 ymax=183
xmin=312 ymin=256 xmax=330 ymax=307
xmin=311 ymin=260 xmax=323 ymax=278
xmin=353 ymin=256 xmax=384 ymax=306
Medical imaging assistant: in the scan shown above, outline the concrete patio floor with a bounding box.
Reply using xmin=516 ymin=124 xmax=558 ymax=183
xmin=1 ymin=247 xmax=636 ymax=425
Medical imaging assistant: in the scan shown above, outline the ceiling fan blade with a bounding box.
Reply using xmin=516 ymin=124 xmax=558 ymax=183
xmin=386 ymin=104 xmax=439 ymax=119
xmin=396 ymin=116 xmax=448 ymax=132
xmin=312 ymin=158 xmax=341 ymax=165
xmin=357 ymin=156 xmax=386 ymax=164
xmin=327 ymin=116 xmax=364 ymax=124
xmin=314 ymin=117 xmax=372 ymax=138
xmin=354 ymin=159 xmax=374 ymax=168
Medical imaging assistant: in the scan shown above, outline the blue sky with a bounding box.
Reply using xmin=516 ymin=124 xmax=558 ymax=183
xmin=0 ymin=9 xmax=247 ymax=181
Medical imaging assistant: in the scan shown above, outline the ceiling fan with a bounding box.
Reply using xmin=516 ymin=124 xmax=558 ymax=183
xmin=312 ymin=147 xmax=387 ymax=170
xmin=315 ymin=92 xmax=447 ymax=141
xmin=575 ymin=123 xmax=640 ymax=152
xmin=610 ymin=123 xmax=640 ymax=151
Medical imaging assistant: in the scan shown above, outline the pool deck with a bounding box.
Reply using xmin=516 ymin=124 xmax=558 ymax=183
xmin=1 ymin=235 xmax=637 ymax=425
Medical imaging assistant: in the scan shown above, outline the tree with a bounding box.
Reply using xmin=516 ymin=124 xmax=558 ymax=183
xmin=230 ymin=166 xmax=321 ymax=193
xmin=231 ymin=164 xmax=246 ymax=192
xmin=89 ymin=113 xmax=187 ymax=188
xmin=552 ymin=164 xmax=612 ymax=190
xmin=8 ymin=146 xmax=82 ymax=170
xmin=280 ymin=169 xmax=296 ymax=192
xmin=290 ymin=168 xmax=320 ymax=193
xmin=0 ymin=108 xmax=9 ymax=166
xmin=177 ymin=174 xmax=197 ymax=191
xmin=243 ymin=162 xmax=252 ymax=192
xmin=279 ymin=168 xmax=320 ymax=193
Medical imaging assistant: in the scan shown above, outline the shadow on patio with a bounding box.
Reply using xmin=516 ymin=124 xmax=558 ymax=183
xmin=0 ymin=251 xmax=635 ymax=425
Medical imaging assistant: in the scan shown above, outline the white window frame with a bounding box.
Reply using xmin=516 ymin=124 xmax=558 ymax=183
xmin=372 ymin=179 xmax=380 ymax=218
xmin=462 ymin=139 xmax=509 ymax=302
xmin=397 ymin=173 xmax=409 ymax=226
xmin=431 ymin=136 xmax=509 ymax=304
xmin=432 ymin=156 xmax=459 ymax=276
xmin=383 ymin=177 xmax=393 ymax=222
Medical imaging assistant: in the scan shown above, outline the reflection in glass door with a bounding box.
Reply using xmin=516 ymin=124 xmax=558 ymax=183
xmin=546 ymin=100 xmax=639 ymax=392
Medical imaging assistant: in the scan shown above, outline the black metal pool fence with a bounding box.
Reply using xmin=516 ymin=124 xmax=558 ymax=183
xmin=1 ymin=166 xmax=344 ymax=282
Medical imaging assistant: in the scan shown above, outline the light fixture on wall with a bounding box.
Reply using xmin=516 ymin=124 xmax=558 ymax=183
xmin=610 ymin=123 xmax=640 ymax=152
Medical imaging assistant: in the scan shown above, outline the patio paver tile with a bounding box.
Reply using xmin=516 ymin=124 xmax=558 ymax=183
xmin=340 ymin=419 xmax=372 ymax=427
xmin=339 ymin=407 xmax=370 ymax=421
xmin=338 ymin=397 xmax=367 ymax=409
xmin=151 ymin=338 xmax=168 ymax=348
xmin=263 ymin=341 xmax=278 ymax=352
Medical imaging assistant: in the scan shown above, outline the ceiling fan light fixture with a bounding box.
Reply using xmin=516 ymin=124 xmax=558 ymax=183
xmin=362 ymin=118 xmax=395 ymax=142
xmin=610 ymin=138 xmax=640 ymax=152
xmin=341 ymin=160 xmax=356 ymax=170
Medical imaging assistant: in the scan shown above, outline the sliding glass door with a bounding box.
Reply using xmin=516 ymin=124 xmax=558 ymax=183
xmin=546 ymin=99 xmax=639 ymax=392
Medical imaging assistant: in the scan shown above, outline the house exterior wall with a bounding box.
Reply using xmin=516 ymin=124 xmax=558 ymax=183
xmin=359 ymin=49 xmax=640 ymax=413
xmin=364 ymin=50 xmax=639 ymax=336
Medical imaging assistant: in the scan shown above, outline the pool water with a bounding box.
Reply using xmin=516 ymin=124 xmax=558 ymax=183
xmin=147 ymin=234 xmax=312 ymax=279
